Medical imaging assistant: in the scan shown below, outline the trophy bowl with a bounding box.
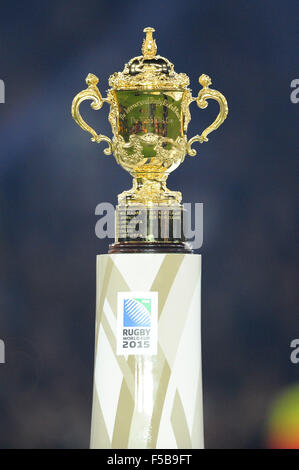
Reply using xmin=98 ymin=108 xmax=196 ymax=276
xmin=108 ymin=85 xmax=191 ymax=204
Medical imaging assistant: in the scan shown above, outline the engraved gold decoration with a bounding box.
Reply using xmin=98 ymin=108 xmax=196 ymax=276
xmin=71 ymin=73 xmax=113 ymax=155
xmin=71 ymin=28 xmax=228 ymax=246
xmin=187 ymin=74 xmax=229 ymax=156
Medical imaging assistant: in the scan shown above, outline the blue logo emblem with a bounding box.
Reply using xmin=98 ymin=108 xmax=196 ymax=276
xmin=123 ymin=298 xmax=151 ymax=327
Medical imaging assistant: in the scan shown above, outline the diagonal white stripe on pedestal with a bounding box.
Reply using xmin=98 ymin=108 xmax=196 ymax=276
xmin=95 ymin=325 xmax=123 ymax=441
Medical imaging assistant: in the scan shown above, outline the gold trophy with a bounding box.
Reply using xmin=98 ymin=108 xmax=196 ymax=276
xmin=71 ymin=28 xmax=228 ymax=449
xmin=72 ymin=27 xmax=228 ymax=253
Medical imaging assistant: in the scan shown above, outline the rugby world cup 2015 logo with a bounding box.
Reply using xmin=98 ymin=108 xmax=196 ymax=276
xmin=117 ymin=291 xmax=158 ymax=355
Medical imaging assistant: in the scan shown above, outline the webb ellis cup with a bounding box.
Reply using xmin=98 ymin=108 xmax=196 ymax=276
xmin=72 ymin=27 xmax=228 ymax=449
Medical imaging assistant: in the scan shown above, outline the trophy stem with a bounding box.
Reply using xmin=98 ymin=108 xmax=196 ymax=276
xmin=118 ymin=175 xmax=182 ymax=206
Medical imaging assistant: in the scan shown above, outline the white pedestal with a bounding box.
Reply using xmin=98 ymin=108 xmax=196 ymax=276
xmin=90 ymin=253 xmax=204 ymax=449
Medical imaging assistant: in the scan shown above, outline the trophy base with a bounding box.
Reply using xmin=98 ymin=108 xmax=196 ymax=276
xmin=109 ymin=241 xmax=193 ymax=254
xmin=114 ymin=202 xmax=190 ymax=249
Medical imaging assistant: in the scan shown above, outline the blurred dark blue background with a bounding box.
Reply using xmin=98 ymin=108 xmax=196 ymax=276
xmin=0 ymin=0 xmax=298 ymax=448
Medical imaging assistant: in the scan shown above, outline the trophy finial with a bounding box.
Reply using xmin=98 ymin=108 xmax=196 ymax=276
xmin=142 ymin=27 xmax=157 ymax=59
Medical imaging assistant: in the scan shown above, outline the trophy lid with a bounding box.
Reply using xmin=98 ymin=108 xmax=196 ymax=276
xmin=108 ymin=27 xmax=190 ymax=91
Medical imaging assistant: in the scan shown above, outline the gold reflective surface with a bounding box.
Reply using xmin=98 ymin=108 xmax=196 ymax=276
xmin=71 ymin=28 xmax=228 ymax=240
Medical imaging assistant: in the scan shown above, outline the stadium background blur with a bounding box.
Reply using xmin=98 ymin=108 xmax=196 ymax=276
xmin=0 ymin=0 xmax=298 ymax=448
